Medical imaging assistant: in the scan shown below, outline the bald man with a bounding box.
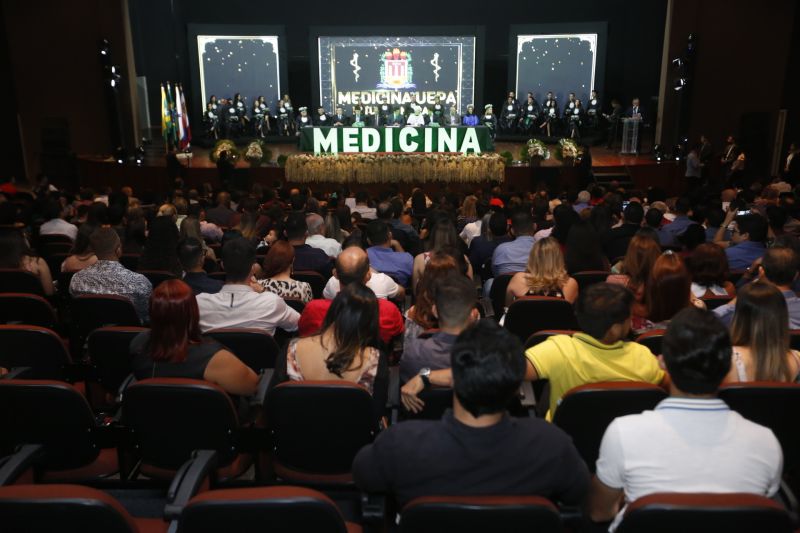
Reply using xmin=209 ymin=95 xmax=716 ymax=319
xmin=323 ymin=244 xmax=404 ymax=301
xmin=305 ymin=213 xmax=342 ymax=258
xmin=298 ymin=246 xmax=404 ymax=344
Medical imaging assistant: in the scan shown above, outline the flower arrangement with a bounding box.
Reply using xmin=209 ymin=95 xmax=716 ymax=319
xmin=526 ymin=138 xmax=551 ymax=161
xmin=209 ymin=139 xmax=239 ymax=163
xmin=499 ymin=151 xmax=513 ymax=166
xmin=244 ymin=140 xmax=272 ymax=166
xmin=556 ymin=138 xmax=583 ymax=163
xmin=285 ymin=152 xmax=505 ymax=184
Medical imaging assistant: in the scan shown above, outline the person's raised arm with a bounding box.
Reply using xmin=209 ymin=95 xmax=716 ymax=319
xmin=714 ymin=207 xmax=738 ymax=247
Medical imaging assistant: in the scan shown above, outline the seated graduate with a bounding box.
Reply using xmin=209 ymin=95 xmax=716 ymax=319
xmin=353 ymin=320 xmax=589 ymax=509
xmin=461 ymin=104 xmax=479 ymax=126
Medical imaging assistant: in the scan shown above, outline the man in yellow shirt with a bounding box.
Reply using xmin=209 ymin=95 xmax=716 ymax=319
xmin=401 ymin=283 xmax=666 ymax=418
xmin=525 ymin=283 xmax=666 ymax=420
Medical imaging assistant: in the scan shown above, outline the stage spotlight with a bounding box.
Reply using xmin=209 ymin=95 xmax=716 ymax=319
xmin=671 ymin=58 xmax=684 ymax=70
xmin=674 ymin=78 xmax=688 ymax=91
xmin=115 ymin=146 xmax=126 ymax=165
xmin=99 ymin=39 xmax=111 ymax=58
xmin=135 ymin=145 xmax=145 ymax=165
xmin=653 ymin=144 xmax=664 ymax=162
xmin=672 ymin=144 xmax=685 ymax=161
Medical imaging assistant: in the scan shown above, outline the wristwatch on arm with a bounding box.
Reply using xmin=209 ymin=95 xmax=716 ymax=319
xmin=418 ymin=367 xmax=431 ymax=389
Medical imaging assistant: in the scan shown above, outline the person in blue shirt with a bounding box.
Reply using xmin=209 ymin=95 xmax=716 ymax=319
xmin=492 ymin=211 xmax=537 ymax=277
xmin=178 ymin=238 xmax=223 ymax=295
xmin=657 ymin=197 xmax=694 ymax=248
xmin=723 ymin=214 xmax=768 ymax=271
xmin=366 ymin=220 xmax=414 ymax=287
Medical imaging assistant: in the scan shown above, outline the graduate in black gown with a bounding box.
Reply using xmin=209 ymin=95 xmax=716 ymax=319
xmin=387 ymin=106 xmax=405 ymax=126
xmin=430 ymin=96 xmax=445 ymax=126
xmin=295 ymin=106 xmax=312 ymax=134
xmin=519 ymin=95 xmax=540 ymax=135
xmin=500 ymin=95 xmax=519 ymax=134
xmin=603 ymin=99 xmax=623 ymax=149
xmin=233 ymin=93 xmax=249 ymax=133
xmin=540 ymin=91 xmax=559 ymax=137
xmin=586 ymin=90 xmax=601 ymax=128
xmin=314 ymin=105 xmax=331 ymax=127
xmin=276 ymin=95 xmax=294 ymax=136
xmin=253 ymin=96 xmax=270 ymax=137
xmin=375 ymin=104 xmax=390 ymax=127
xmin=568 ymin=99 xmax=584 ymax=140
xmin=482 ymin=104 xmax=498 ymax=139
xmin=203 ymin=103 xmax=219 ymax=140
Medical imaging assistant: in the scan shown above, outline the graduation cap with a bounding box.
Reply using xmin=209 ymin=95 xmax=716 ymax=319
xmin=484 ymin=104 xmax=493 ymax=110
xmin=298 ymin=106 xmax=308 ymax=111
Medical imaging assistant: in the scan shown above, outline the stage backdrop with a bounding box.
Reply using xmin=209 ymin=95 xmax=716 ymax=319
xmin=313 ymin=27 xmax=482 ymax=115
xmin=188 ymin=24 xmax=288 ymax=120
xmin=509 ymin=23 xmax=607 ymax=106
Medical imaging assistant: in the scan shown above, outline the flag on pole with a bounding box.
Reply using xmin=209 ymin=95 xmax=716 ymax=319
xmin=177 ymin=83 xmax=192 ymax=149
xmin=175 ymin=85 xmax=186 ymax=148
xmin=166 ymin=82 xmax=179 ymax=148
xmin=160 ymin=83 xmax=171 ymax=149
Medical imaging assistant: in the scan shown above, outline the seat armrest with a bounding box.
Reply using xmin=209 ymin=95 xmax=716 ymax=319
xmin=250 ymin=369 xmax=274 ymax=407
xmin=519 ymin=381 xmax=537 ymax=409
xmin=164 ymin=450 xmax=218 ymax=521
xmin=0 ymin=444 xmax=44 ymax=486
xmin=115 ymin=373 xmax=137 ymax=403
xmin=778 ymin=479 xmax=799 ymax=526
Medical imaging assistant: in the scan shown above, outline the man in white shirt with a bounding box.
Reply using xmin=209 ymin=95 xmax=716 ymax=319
xmin=196 ymin=237 xmax=299 ymax=335
xmin=304 ymin=213 xmax=342 ymax=258
xmin=590 ymin=307 xmax=783 ymax=531
xmin=39 ymin=201 xmax=78 ymax=241
xmin=323 ymin=245 xmax=404 ymax=301
xmin=351 ymin=191 xmax=377 ymax=220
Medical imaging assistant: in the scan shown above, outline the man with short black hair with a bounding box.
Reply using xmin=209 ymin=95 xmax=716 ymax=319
xmin=590 ymin=308 xmax=782 ymax=530
xmin=40 ymin=200 xmax=77 ymax=241
xmin=196 ymin=237 xmax=299 ymax=335
xmin=724 ymin=213 xmax=768 ymax=270
xmin=179 ymin=238 xmax=223 ymax=295
xmin=491 ymin=211 xmax=536 ymax=276
xmin=366 ymin=220 xmax=413 ymax=287
xmin=354 ymin=320 xmax=589 ymax=507
xmin=604 ymin=201 xmax=643 ymax=261
xmin=524 ymin=283 xmax=665 ymax=420
xmin=400 ymin=274 xmax=478 ymax=381
xmin=352 ymin=191 xmax=376 ymax=220
xmin=69 ymin=228 xmax=152 ymax=322
xmin=285 ymin=211 xmax=333 ymax=278
xmin=714 ymin=246 xmax=800 ymax=327
xmin=205 ymin=191 xmax=235 ymax=227
xmin=377 ymin=200 xmax=421 ymax=255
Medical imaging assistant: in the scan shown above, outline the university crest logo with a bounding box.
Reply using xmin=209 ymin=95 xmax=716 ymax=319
xmin=378 ymin=48 xmax=415 ymax=89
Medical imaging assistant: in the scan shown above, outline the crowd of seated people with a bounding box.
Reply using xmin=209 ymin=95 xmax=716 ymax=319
xmin=2 ymin=174 xmax=800 ymax=530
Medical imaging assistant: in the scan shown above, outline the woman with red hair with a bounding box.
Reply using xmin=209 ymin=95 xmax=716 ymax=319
xmin=636 ymin=251 xmax=705 ymax=334
xmin=130 ymin=279 xmax=259 ymax=396
xmin=257 ymin=240 xmax=313 ymax=303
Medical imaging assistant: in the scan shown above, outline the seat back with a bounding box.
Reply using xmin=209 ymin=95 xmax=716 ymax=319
xmin=38 ymin=233 xmax=74 ymax=246
xmin=205 ymin=328 xmax=280 ymax=372
xmin=718 ymin=382 xmax=800 ymax=475
xmin=635 ymin=329 xmax=667 ymax=355
xmin=119 ymin=254 xmax=140 ymax=272
xmin=0 ymin=380 xmax=100 ymax=469
xmin=266 ymin=381 xmax=376 ymax=479
xmin=0 ymin=325 xmax=71 ymax=379
xmin=790 ymin=330 xmax=800 ymax=351
xmin=137 ymin=270 xmax=176 ymax=289
xmin=121 ymin=378 xmax=240 ymax=471
xmin=400 ymin=387 xmax=454 ymax=421
xmin=87 ymin=327 xmax=147 ymax=393
xmin=0 ymin=484 xmax=139 ymax=533
xmin=0 ymin=293 xmax=58 ymax=329
xmin=71 ymin=295 xmax=141 ymax=347
xmin=617 ymin=492 xmax=793 ymax=533
xmin=488 ymin=273 xmax=516 ymax=319
xmin=400 ymin=495 xmax=561 ymax=533
xmin=43 ymin=252 xmax=70 ymax=282
xmin=504 ymin=297 xmax=579 ymax=343
xmin=572 ymin=270 xmax=610 ymax=292
xmin=291 ymin=271 xmax=327 ymax=299
xmin=0 ymin=269 xmax=45 ymax=296
xmin=178 ymin=486 xmax=350 ymax=533
xmin=552 ymin=382 xmax=667 ymax=471
xmin=284 ymin=299 xmax=306 ymax=313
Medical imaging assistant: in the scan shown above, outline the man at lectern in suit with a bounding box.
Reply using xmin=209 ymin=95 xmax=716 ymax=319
xmin=625 ymin=97 xmax=645 ymax=122
xmin=332 ymin=106 xmax=351 ymax=127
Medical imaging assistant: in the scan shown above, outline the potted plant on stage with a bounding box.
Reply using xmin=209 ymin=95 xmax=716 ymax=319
xmin=556 ymin=138 xmax=583 ymax=167
xmin=525 ymin=138 xmax=550 ymax=167
xmin=244 ymin=140 xmax=272 ymax=167
xmin=210 ymin=139 xmax=239 ymax=163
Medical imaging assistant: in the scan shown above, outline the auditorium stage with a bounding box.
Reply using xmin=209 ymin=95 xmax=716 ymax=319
xmin=76 ymin=139 xmax=686 ymax=197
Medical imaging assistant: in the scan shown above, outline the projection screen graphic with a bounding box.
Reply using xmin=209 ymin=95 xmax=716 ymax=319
xmin=515 ymin=34 xmax=598 ymax=104
xmin=317 ymin=35 xmax=476 ymax=115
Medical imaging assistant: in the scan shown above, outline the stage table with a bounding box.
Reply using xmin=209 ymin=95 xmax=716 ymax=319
xmin=298 ymin=125 xmax=494 ymax=154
